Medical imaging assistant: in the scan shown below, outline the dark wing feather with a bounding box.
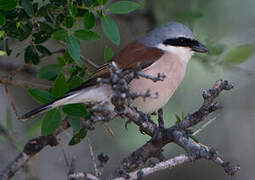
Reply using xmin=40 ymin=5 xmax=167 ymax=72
xmin=67 ymin=42 xmax=164 ymax=93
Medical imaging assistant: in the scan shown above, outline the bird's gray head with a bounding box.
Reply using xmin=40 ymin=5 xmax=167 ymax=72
xmin=139 ymin=22 xmax=208 ymax=53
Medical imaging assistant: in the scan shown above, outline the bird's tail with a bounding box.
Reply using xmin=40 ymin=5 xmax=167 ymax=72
xmin=19 ymin=85 xmax=106 ymax=120
xmin=19 ymin=102 xmax=53 ymax=120
xmin=19 ymin=91 xmax=82 ymax=120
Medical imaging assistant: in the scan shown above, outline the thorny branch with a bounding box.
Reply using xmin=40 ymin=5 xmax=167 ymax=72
xmin=0 ymin=62 xmax=239 ymax=180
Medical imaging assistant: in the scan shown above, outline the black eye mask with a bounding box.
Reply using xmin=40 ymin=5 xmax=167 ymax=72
xmin=163 ymin=37 xmax=208 ymax=53
xmin=163 ymin=37 xmax=199 ymax=48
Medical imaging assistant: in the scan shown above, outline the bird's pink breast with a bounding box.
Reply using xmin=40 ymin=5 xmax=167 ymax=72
xmin=130 ymin=53 xmax=187 ymax=114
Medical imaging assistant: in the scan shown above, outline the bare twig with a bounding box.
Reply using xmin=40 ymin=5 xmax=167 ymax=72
xmin=103 ymin=122 xmax=115 ymax=136
xmin=39 ymin=49 xmax=65 ymax=59
xmin=7 ymin=63 xmax=32 ymax=80
xmin=7 ymin=49 xmax=64 ymax=81
xmin=0 ymin=61 xmax=37 ymax=75
xmin=192 ymin=117 xmax=217 ymax=136
xmin=4 ymin=85 xmax=18 ymax=119
xmin=69 ymin=151 xmax=240 ymax=180
xmin=114 ymin=154 xmax=190 ymax=180
xmin=58 ymin=41 xmax=99 ymax=68
xmin=137 ymin=72 xmax=166 ymax=82
xmin=0 ymin=120 xmax=69 ymax=180
xmin=68 ymin=172 xmax=100 ymax=180
xmin=81 ymin=55 xmax=100 ymax=69
xmin=87 ymin=137 xmax=100 ymax=177
xmin=0 ymin=78 xmax=50 ymax=89
xmin=0 ymin=124 xmax=18 ymax=151
xmin=58 ymin=139 xmax=70 ymax=169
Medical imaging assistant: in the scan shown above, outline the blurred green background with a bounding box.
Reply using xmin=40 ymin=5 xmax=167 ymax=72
xmin=1 ymin=0 xmax=255 ymax=179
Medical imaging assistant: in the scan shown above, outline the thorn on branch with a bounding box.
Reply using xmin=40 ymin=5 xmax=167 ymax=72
xmin=137 ymin=72 xmax=166 ymax=82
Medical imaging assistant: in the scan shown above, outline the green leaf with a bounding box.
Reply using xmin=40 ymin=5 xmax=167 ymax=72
xmin=31 ymin=51 xmax=39 ymax=65
xmin=188 ymin=134 xmax=199 ymax=143
xmin=67 ymin=116 xmax=81 ymax=132
xmin=51 ymin=73 xmax=69 ymax=98
xmin=0 ymin=0 xmax=17 ymax=11
xmin=101 ymin=16 xmax=120 ymax=45
xmin=96 ymin=0 xmax=108 ymax=5
xmin=181 ymin=112 xmax=185 ymax=119
xmin=66 ymin=35 xmax=82 ymax=67
xmin=62 ymin=103 xmax=89 ymax=117
xmin=74 ymin=30 xmax=100 ymax=41
xmin=64 ymin=16 xmax=74 ymax=28
xmin=221 ymin=45 xmax=255 ymax=65
xmin=55 ymin=14 xmax=65 ymax=24
xmin=0 ymin=13 xmax=5 ymax=27
xmin=104 ymin=45 xmax=114 ymax=62
xmin=38 ymin=64 xmax=63 ymax=80
xmin=108 ymin=1 xmax=140 ymax=14
xmin=36 ymin=45 xmax=52 ymax=56
xmin=68 ymin=75 xmax=84 ymax=89
xmin=33 ymin=3 xmax=38 ymax=13
xmin=64 ymin=51 xmax=75 ymax=64
xmin=0 ymin=31 xmax=4 ymax=38
xmin=28 ymin=89 xmax=55 ymax=104
xmin=69 ymin=128 xmax=87 ymax=146
xmin=175 ymin=114 xmax=181 ymax=125
xmin=37 ymin=4 xmax=51 ymax=17
xmin=83 ymin=11 xmax=95 ymax=30
xmin=38 ymin=22 xmax=53 ymax=33
xmin=21 ymin=0 xmax=34 ymax=16
xmin=10 ymin=22 xmax=32 ymax=41
xmin=24 ymin=45 xmax=34 ymax=63
xmin=70 ymin=5 xmax=78 ymax=16
xmin=32 ymin=31 xmax=51 ymax=44
xmin=57 ymin=56 xmax=65 ymax=66
xmin=5 ymin=39 xmax=12 ymax=56
xmin=52 ymin=29 xmax=68 ymax=41
xmin=0 ymin=50 xmax=6 ymax=55
xmin=41 ymin=109 xmax=61 ymax=136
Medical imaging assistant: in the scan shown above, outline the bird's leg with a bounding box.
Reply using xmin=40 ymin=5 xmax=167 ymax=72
xmin=151 ymin=109 xmax=165 ymax=141
xmin=157 ymin=108 xmax=164 ymax=128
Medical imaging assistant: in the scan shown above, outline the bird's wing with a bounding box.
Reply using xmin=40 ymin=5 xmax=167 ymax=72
xmin=67 ymin=41 xmax=164 ymax=93
xmin=19 ymin=42 xmax=164 ymax=120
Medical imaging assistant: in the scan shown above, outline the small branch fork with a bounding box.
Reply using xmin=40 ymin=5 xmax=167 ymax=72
xmin=0 ymin=63 xmax=240 ymax=180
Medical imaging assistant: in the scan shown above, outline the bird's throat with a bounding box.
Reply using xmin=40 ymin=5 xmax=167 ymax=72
xmin=156 ymin=44 xmax=194 ymax=65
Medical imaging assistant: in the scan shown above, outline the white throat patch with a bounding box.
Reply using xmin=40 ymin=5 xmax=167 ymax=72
xmin=156 ymin=44 xmax=194 ymax=64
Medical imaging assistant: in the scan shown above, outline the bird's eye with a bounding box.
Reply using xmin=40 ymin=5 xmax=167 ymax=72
xmin=179 ymin=38 xmax=185 ymax=43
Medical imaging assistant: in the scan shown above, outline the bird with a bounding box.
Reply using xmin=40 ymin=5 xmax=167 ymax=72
xmin=20 ymin=22 xmax=208 ymax=120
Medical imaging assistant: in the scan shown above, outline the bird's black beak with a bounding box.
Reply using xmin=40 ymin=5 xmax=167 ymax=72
xmin=192 ymin=41 xmax=209 ymax=53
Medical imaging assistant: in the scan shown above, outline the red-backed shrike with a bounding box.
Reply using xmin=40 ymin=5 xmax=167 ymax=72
xmin=20 ymin=22 xmax=208 ymax=120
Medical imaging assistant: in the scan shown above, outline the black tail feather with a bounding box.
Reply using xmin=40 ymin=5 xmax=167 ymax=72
xmin=19 ymin=89 xmax=82 ymax=120
xmin=19 ymin=104 xmax=52 ymax=120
